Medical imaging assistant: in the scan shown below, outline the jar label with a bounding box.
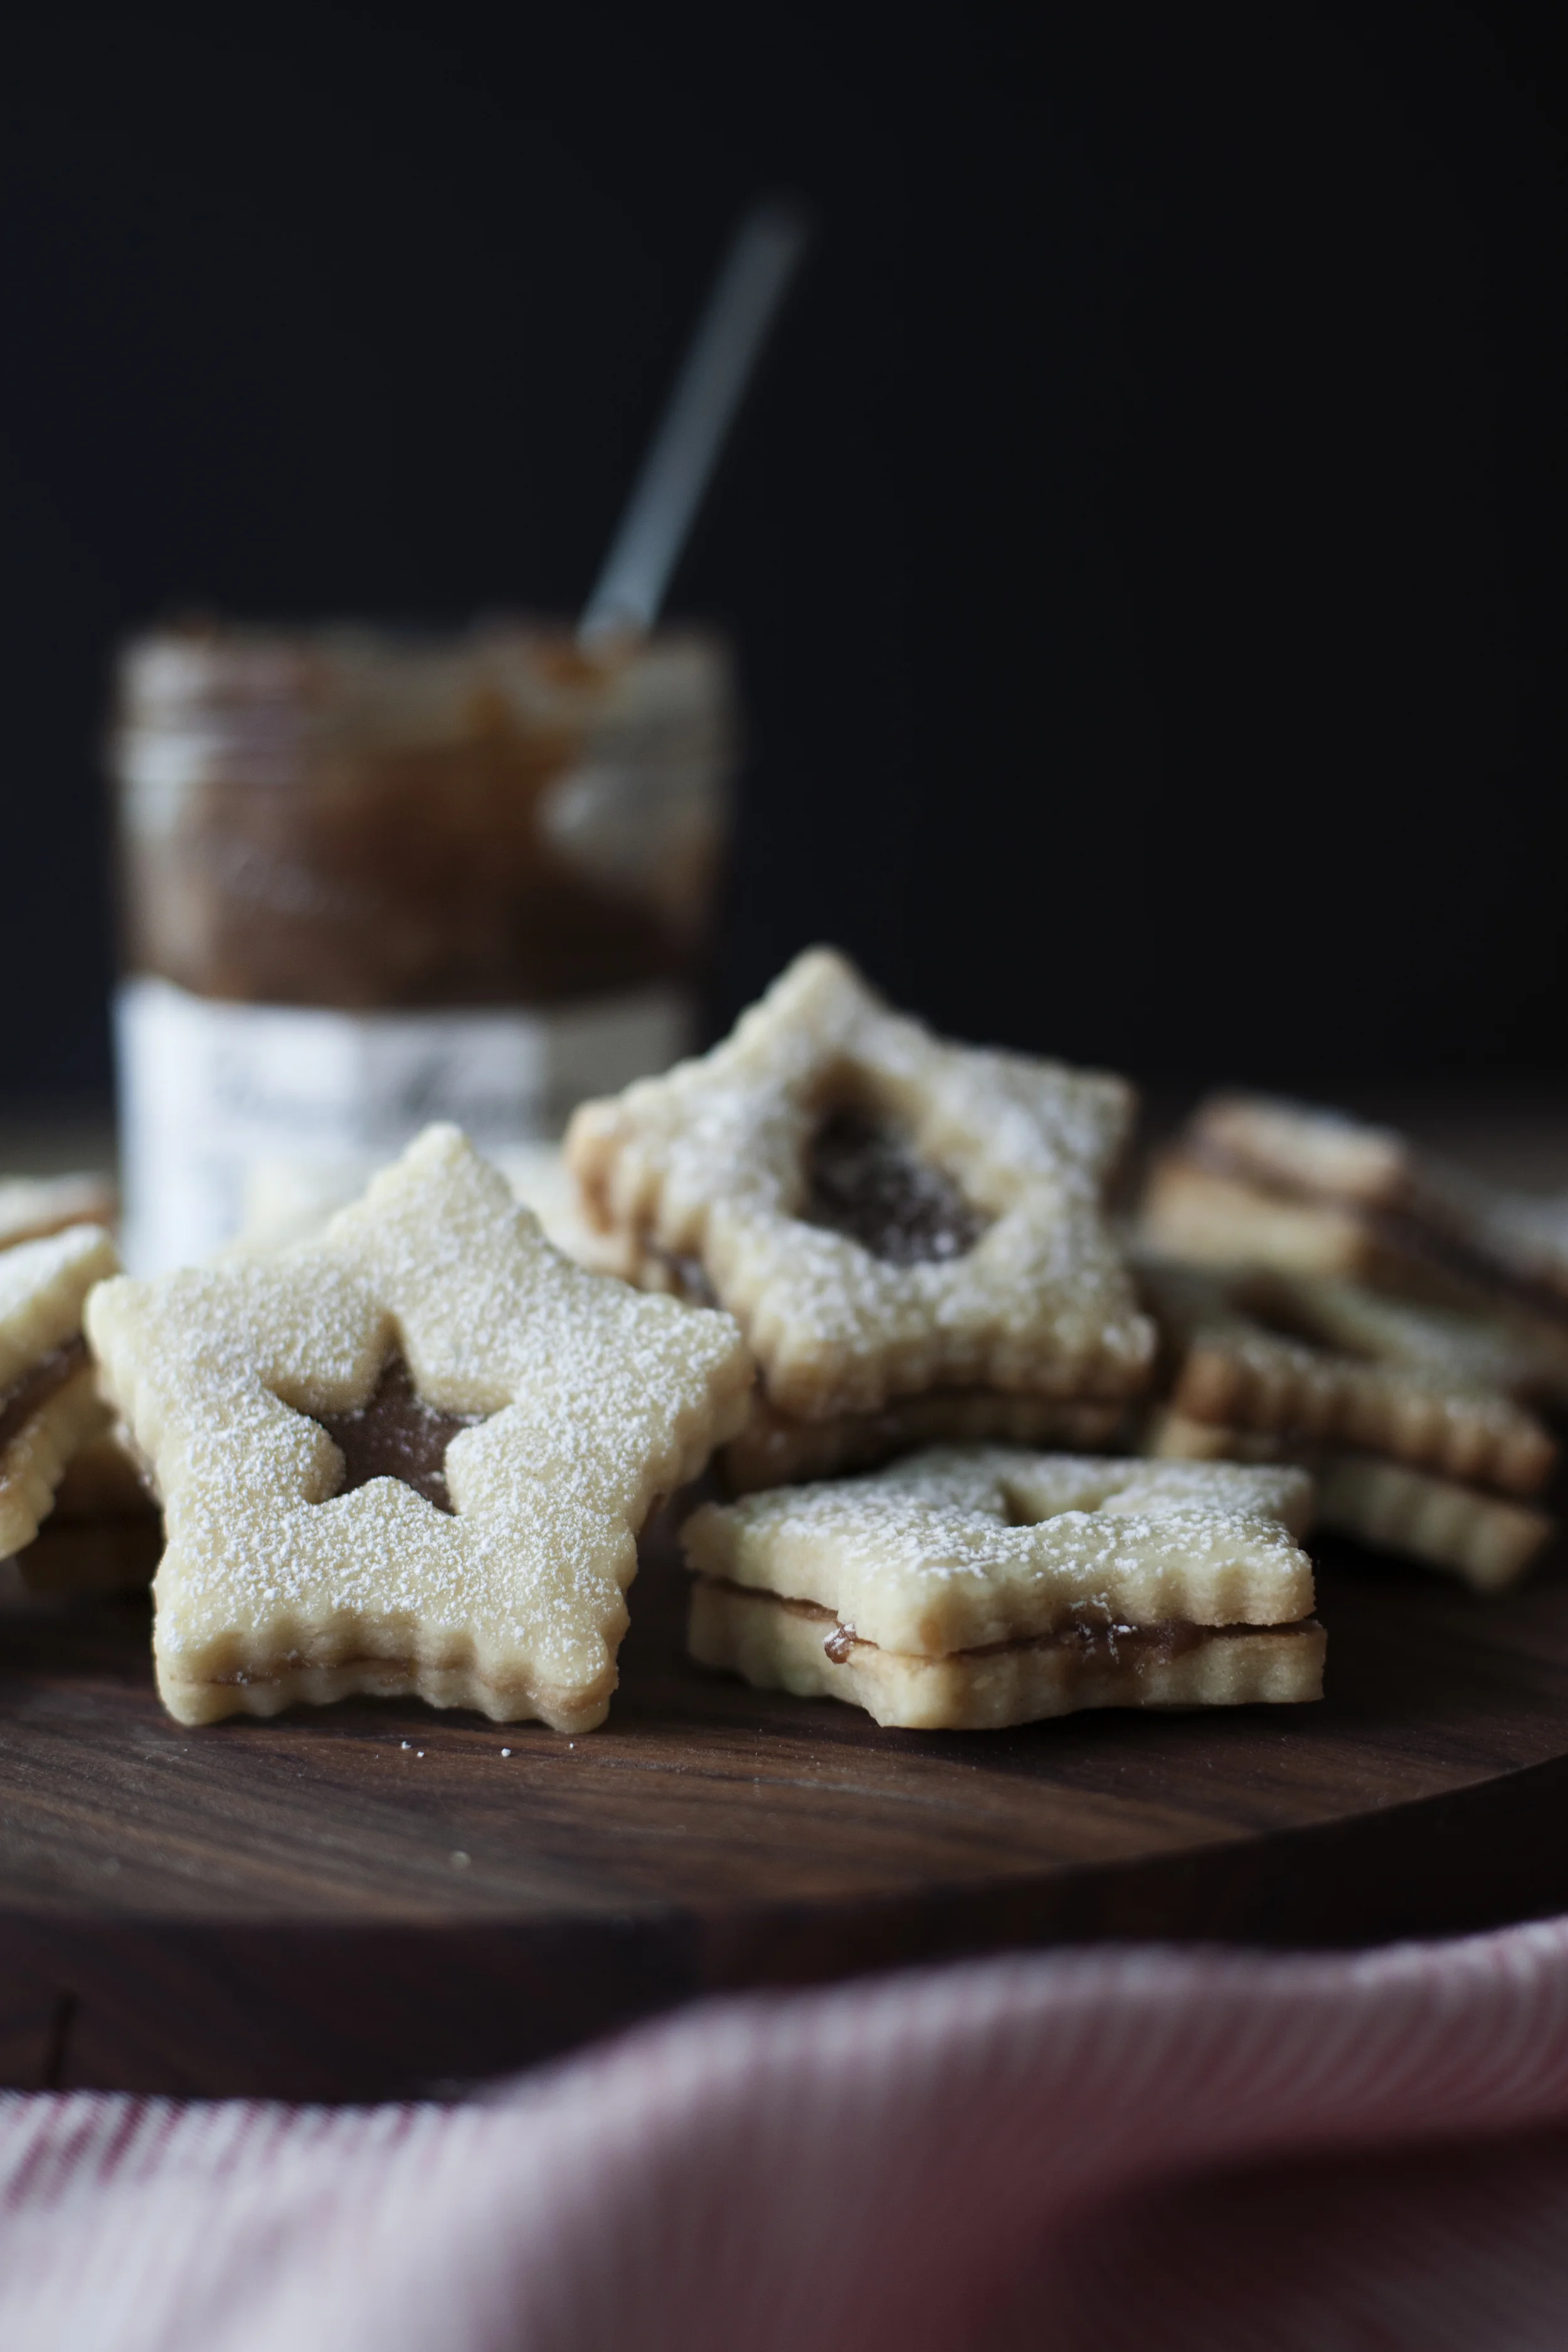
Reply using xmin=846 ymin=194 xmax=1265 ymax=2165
xmin=115 ymin=978 xmax=693 ymax=1274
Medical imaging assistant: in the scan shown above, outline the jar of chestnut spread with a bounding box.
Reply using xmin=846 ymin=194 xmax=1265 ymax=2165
xmin=111 ymin=620 xmax=735 ymax=1270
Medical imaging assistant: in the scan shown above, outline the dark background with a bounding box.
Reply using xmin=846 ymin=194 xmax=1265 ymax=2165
xmin=2 ymin=0 xmax=1563 ymax=1108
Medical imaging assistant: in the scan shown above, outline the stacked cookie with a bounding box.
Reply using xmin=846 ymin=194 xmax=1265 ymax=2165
xmin=566 ymin=951 xmax=1329 ymax=1728
xmin=1143 ymin=1092 xmax=1568 ymax=1360
xmin=4 ymin=968 xmax=1340 ymax=1740
xmin=0 ymin=1214 xmax=122 ymax=1563
xmin=1138 ymin=1093 xmax=1568 ymax=1589
xmin=566 ymin=949 xmax=1157 ymax=1491
xmin=684 ymin=1448 xmax=1322 ymax=1730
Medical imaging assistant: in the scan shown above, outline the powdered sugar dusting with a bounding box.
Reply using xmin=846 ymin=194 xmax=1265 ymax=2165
xmin=566 ymin=948 xmax=1155 ymax=1419
xmin=86 ymin=1125 xmax=754 ymax=1731
xmin=682 ymin=1444 xmax=1316 ymax=1658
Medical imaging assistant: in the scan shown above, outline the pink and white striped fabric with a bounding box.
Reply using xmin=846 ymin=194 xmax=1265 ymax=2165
xmin=9 ymin=1918 xmax=1568 ymax=2349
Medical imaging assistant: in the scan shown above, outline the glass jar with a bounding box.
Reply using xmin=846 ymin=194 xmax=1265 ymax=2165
xmin=110 ymin=620 xmax=736 ymax=1271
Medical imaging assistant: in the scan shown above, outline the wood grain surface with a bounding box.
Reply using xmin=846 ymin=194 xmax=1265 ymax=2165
xmin=6 ymin=1502 xmax=1568 ymax=2099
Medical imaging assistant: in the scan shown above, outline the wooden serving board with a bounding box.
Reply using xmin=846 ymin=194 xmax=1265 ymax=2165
xmin=5 ymin=1507 xmax=1568 ymax=2100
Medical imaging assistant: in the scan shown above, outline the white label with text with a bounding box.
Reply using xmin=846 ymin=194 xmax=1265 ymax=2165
xmin=115 ymin=977 xmax=691 ymax=1273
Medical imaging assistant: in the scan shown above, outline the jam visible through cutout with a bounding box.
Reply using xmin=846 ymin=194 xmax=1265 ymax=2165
xmin=314 ymin=1355 xmax=484 ymax=1515
xmin=803 ymin=1108 xmax=989 ymax=1266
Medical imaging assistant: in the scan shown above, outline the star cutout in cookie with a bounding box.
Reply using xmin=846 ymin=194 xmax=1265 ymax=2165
xmin=87 ymin=1125 xmax=754 ymax=1730
xmin=567 ymin=948 xmax=1155 ymax=1420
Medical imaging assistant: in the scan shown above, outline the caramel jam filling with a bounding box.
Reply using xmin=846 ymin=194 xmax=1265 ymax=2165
xmin=711 ymin=1580 xmax=1318 ymax=1670
xmin=312 ymin=1354 xmax=484 ymax=1515
xmin=803 ymin=1108 xmax=989 ymax=1265
xmin=0 ymin=1335 xmax=89 ymax=1454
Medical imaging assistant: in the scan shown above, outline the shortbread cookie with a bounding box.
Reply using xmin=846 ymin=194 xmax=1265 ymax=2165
xmin=1140 ymin=1152 xmax=1568 ymax=1397
xmin=1140 ymin=1407 xmax=1287 ymax=1467
xmin=1140 ymin=1149 xmax=1394 ymax=1282
xmin=1311 ymin=1451 xmax=1553 ymax=1592
xmin=721 ymin=1388 xmax=1127 ymax=1495
xmin=683 ymin=1446 xmax=1322 ymax=1729
xmin=1142 ymin=1413 xmax=1553 ymax=1592
xmin=1164 ymin=1094 xmax=1568 ymax=1323
xmin=1138 ymin=1256 xmax=1556 ymax=1495
xmin=568 ymin=948 xmax=1154 ymax=1421
xmin=1190 ymin=1097 xmax=1417 ymax=1210
xmin=1232 ymin=1266 xmax=1568 ymax=1414
xmin=0 ymin=1172 xmax=115 ymax=1253
xmin=1 ymin=1224 xmax=121 ymax=1557
xmin=87 ymin=1124 xmax=753 ymax=1730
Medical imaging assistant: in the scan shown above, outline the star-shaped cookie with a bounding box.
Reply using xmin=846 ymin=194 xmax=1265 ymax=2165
xmin=1 ymin=1222 xmax=121 ymax=1557
xmin=1143 ymin=1091 xmax=1568 ymax=1327
xmin=87 ymin=1125 xmax=754 ymax=1729
xmin=1143 ymin=1409 xmax=1553 ymax=1593
xmin=1136 ymin=1255 xmax=1556 ymax=1495
xmin=684 ymin=1445 xmax=1322 ymax=1729
xmin=567 ymin=948 xmax=1154 ymax=1421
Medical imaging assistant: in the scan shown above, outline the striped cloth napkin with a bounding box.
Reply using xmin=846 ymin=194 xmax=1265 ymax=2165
xmin=6 ymin=1917 xmax=1568 ymax=2350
